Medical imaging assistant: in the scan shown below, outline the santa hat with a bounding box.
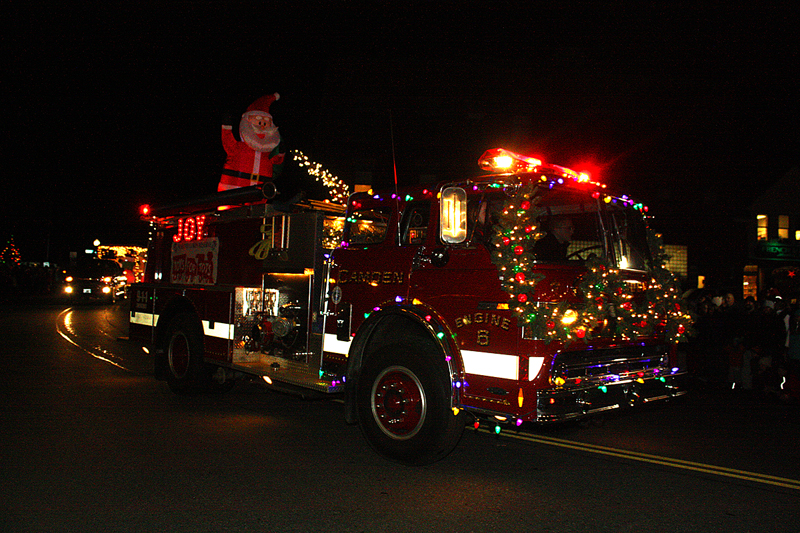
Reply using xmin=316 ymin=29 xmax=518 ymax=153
xmin=245 ymin=93 xmax=279 ymax=115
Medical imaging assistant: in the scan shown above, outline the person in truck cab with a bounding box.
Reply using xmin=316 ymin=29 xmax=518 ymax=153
xmin=533 ymin=216 xmax=574 ymax=261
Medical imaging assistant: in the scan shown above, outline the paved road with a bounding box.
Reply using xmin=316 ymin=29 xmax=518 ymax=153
xmin=1 ymin=300 xmax=799 ymax=532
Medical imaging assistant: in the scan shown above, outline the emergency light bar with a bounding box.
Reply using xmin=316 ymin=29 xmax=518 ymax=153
xmin=479 ymin=148 xmax=542 ymax=172
xmin=478 ymin=148 xmax=602 ymax=188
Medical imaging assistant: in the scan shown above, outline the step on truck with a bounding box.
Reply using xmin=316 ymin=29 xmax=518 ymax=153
xmin=129 ymin=148 xmax=690 ymax=465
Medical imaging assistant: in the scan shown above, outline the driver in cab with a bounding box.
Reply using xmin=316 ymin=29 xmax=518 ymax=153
xmin=533 ymin=216 xmax=574 ymax=261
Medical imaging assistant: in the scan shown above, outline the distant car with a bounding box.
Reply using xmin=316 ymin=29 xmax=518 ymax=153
xmin=61 ymin=259 xmax=128 ymax=302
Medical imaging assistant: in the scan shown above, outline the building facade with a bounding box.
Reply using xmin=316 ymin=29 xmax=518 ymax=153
xmin=747 ymin=167 xmax=800 ymax=302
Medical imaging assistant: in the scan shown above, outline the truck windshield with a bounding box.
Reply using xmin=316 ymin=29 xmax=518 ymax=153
xmin=529 ymin=187 xmax=605 ymax=263
xmin=465 ymin=186 xmax=606 ymax=262
xmin=608 ymin=207 xmax=652 ymax=270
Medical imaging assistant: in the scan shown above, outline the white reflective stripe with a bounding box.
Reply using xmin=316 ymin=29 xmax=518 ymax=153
xmin=529 ymin=356 xmax=545 ymax=381
xmin=130 ymin=312 xmax=157 ymax=327
xmin=461 ymin=350 xmax=519 ymax=380
xmin=323 ymin=333 xmax=351 ymax=356
xmin=129 ymin=313 xmax=233 ymax=340
xmin=203 ymin=321 xmax=234 ymax=340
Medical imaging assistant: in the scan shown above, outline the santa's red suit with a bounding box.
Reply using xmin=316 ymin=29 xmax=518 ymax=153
xmin=218 ymin=93 xmax=285 ymax=192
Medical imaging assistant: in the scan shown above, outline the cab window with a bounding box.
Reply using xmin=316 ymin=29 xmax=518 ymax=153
xmin=345 ymin=207 xmax=391 ymax=245
xmin=466 ymin=193 xmax=503 ymax=248
xmin=401 ymin=202 xmax=430 ymax=245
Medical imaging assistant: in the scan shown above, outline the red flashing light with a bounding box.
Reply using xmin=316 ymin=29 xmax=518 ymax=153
xmin=571 ymin=161 xmax=604 ymax=182
xmin=140 ymin=204 xmax=151 ymax=216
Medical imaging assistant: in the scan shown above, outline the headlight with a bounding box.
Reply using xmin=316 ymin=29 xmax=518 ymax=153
xmin=102 ymin=286 xmax=112 ymax=294
xmin=65 ymin=276 xmax=74 ymax=282
xmin=64 ymin=286 xmax=74 ymax=294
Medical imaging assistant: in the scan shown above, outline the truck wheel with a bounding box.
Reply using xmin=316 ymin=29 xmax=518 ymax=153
xmin=356 ymin=345 xmax=465 ymax=465
xmin=164 ymin=314 xmax=207 ymax=394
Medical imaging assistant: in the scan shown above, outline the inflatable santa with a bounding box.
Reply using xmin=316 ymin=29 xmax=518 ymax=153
xmin=218 ymin=93 xmax=285 ymax=192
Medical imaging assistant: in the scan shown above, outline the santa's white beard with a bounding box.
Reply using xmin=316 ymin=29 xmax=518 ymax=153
xmin=240 ymin=120 xmax=280 ymax=152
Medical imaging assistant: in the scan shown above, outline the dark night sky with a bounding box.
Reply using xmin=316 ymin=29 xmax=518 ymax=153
xmin=4 ymin=2 xmax=799 ymax=267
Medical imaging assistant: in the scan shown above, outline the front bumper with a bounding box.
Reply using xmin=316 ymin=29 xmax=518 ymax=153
xmin=533 ymin=371 xmax=687 ymax=422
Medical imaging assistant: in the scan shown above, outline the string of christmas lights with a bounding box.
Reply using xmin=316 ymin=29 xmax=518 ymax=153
xmin=291 ymin=150 xmax=350 ymax=205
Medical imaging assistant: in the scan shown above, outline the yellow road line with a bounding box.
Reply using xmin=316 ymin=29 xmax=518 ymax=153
xmin=57 ymin=308 xmax=130 ymax=372
xmin=478 ymin=428 xmax=800 ymax=491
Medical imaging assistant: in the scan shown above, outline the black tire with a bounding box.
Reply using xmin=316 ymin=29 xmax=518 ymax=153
xmin=164 ymin=313 xmax=208 ymax=394
xmin=356 ymin=344 xmax=465 ymax=465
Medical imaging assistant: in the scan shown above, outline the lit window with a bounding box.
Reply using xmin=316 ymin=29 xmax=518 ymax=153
xmin=757 ymin=215 xmax=768 ymax=240
xmin=743 ymin=265 xmax=758 ymax=300
xmin=663 ymin=245 xmax=688 ymax=277
xmin=778 ymin=215 xmax=789 ymax=239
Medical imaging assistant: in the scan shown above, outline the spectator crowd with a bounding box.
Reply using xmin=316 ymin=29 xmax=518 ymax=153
xmin=0 ymin=263 xmax=59 ymax=303
xmin=688 ymin=289 xmax=800 ymax=403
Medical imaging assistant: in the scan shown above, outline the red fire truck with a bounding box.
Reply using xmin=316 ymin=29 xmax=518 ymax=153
xmin=129 ymin=148 xmax=690 ymax=465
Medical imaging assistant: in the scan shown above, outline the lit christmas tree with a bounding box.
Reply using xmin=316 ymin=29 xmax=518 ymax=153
xmin=1 ymin=236 xmax=21 ymax=266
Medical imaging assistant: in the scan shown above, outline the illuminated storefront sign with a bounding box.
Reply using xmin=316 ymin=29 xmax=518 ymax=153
xmin=756 ymin=241 xmax=800 ymax=260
